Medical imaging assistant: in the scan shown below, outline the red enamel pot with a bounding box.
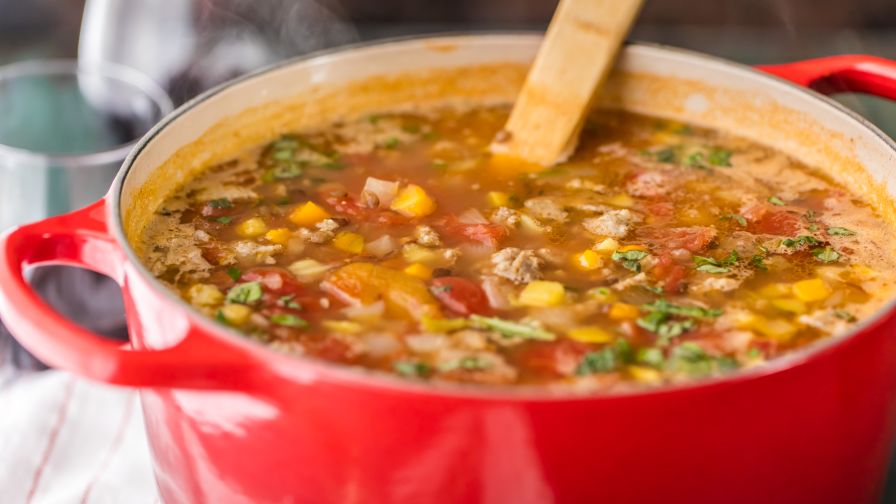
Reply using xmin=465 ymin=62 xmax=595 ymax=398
xmin=3 ymin=35 xmax=896 ymax=504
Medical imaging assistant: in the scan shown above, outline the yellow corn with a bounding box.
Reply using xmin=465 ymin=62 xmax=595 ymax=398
xmin=770 ymin=298 xmax=807 ymax=314
xmin=609 ymin=302 xmax=639 ymax=320
xmin=289 ymin=201 xmax=330 ymax=227
xmin=187 ymin=284 xmax=223 ymax=307
xmin=264 ymin=227 xmax=292 ymax=245
xmin=487 ymin=191 xmax=510 ymax=207
xmin=608 ymin=193 xmax=635 ymax=208
xmin=235 ymin=217 xmax=267 ymax=238
xmin=627 ymin=365 xmax=662 ymax=384
xmin=321 ymin=320 xmax=363 ymax=334
xmin=792 ymin=278 xmax=832 ymax=302
xmin=518 ymin=281 xmax=566 ymax=307
xmin=219 ymin=303 xmax=252 ymax=326
xmin=403 ymin=262 xmax=433 ymax=280
xmin=593 ymin=238 xmax=620 ymax=254
xmin=754 ymin=318 xmax=799 ymax=342
xmin=332 ymin=231 xmax=365 ymax=254
xmin=850 ymin=264 xmax=877 ymax=282
xmin=572 ymin=249 xmax=603 ymax=271
xmin=390 ymin=184 xmax=437 ymax=217
xmin=567 ymin=326 xmax=613 ymax=343
xmin=758 ymin=282 xmax=792 ymax=298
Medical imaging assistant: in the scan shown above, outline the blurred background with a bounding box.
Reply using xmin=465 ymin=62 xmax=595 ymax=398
xmin=1 ymin=0 xmax=895 ymax=499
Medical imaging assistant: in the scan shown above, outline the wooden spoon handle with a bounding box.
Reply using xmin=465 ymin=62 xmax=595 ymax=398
xmin=491 ymin=0 xmax=643 ymax=166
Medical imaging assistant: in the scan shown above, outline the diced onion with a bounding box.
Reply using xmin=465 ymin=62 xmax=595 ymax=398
xmin=363 ymin=177 xmax=399 ymax=207
xmin=457 ymin=208 xmax=489 ymax=225
xmin=342 ymin=300 xmax=385 ymax=321
xmin=365 ymin=234 xmax=398 ymax=258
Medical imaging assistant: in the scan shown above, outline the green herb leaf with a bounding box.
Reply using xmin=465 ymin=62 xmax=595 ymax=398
xmin=382 ymin=137 xmax=401 ymax=149
xmin=208 ymin=198 xmax=233 ymax=209
xmin=612 ymin=250 xmax=650 ymax=272
xmin=812 ymin=246 xmax=840 ymax=263
xmin=215 ymin=216 xmax=233 ymax=224
xmin=722 ymin=214 xmax=747 ymax=227
xmin=782 ymin=235 xmax=821 ymax=248
xmin=707 ymin=148 xmax=733 ymax=167
xmin=696 ymin=264 xmax=730 ymax=274
xmin=636 ymin=347 xmax=665 ymax=367
xmin=643 ymin=299 xmax=723 ymax=319
xmin=394 ymin=361 xmax=431 ymax=377
xmin=226 ymin=267 xmax=242 ymax=282
xmin=470 ymin=315 xmax=555 ymax=341
xmin=643 ymin=146 xmax=677 ymax=164
xmin=278 ymin=295 xmax=301 ymax=309
xmin=749 ymin=254 xmax=768 ymax=272
xmin=226 ymin=281 xmax=262 ymax=304
xmin=575 ymin=339 xmax=632 ymax=376
xmin=827 ymin=227 xmax=855 ymax=236
xmin=439 ymin=356 xmax=490 ymax=372
xmin=269 ymin=313 xmax=309 ymax=328
xmin=685 ymin=152 xmax=708 ymax=170
xmin=768 ymin=196 xmax=786 ymax=206
xmin=271 ymin=162 xmax=303 ymax=179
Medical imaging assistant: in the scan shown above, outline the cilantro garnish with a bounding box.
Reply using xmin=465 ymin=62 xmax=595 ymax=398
xmin=575 ymin=339 xmax=632 ymax=376
xmin=439 ymin=356 xmax=490 ymax=372
xmin=707 ymin=148 xmax=732 ymax=167
xmin=693 ymin=250 xmax=738 ymax=274
xmin=636 ymin=347 xmax=665 ymax=367
xmin=269 ymin=313 xmax=309 ymax=328
xmin=394 ymin=361 xmax=431 ymax=377
xmin=470 ymin=315 xmax=555 ymax=341
xmin=667 ymin=343 xmax=739 ymax=377
xmin=208 ymin=198 xmax=233 ymax=209
xmin=226 ymin=281 xmax=262 ymax=304
xmin=226 ymin=267 xmax=242 ymax=282
xmin=749 ymin=254 xmax=768 ymax=272
xmin=827 ymin=227 xmax=855 ymax=236
xmin=721 ymin=214 xmax=747 ymax=227
xmin=637 ymin=299 xmax=722 ymax=346
xmin=643 ymin=146 xmax=677 ymax=164
xmin=215 ymin=216 xmax=233 ymax=224
xmin=382 ymin=137 xmax=401 ymax=149
xmin=782 ymin=235 xmax=821 ymax=248
xmin=612 ymin=250 xmax=650 ymax=272
xmin=813 ymin=246 xmax=840 ymax=263
xmin=767 ymin=196 xmax=786 ymax=206
xmin=278 ymin=295 xmax=301 ymax=309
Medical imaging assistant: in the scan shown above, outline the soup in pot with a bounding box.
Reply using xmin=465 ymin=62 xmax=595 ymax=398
xmin=140 ymin=105 xmax=896 ymax=390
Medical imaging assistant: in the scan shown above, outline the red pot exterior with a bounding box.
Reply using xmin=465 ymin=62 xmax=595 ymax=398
xmin=3 ymin=45 xmax=896 ymax=504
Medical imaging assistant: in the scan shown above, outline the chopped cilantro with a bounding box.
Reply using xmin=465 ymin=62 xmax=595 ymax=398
xmin=750 ymin=254 xmax=769 ymax=272
xmin=394 ymin=361 xmax=431 ymax=377
xmin=746 ymin=347 xmax=763 ymax=359
xmin=215 ymin=216 xmax=233 ymax=224
xmin=226 ymin=281 xmax=262 ymax=304
xmin=722 ymin=214 xmax=747 ymax=227
xmin=215 ymin=310 xmax=226 ymax=323
xmin=636 ymin=347 xmax=665 ymax=367
xmin=575 ymin=339 xmax=632 ymax=375
xmin=693 ymin=250 xmax=738 ymax=274
xmin=707 ymin=148 xmax=733 ymax=167
xmin=685 ymin=152 xmax=708 ymax=170
xmin=827 ymin=227 xmax=855 ymax=236
xmin=382 ymin=137 xmax=401 ymax=149
xmin=637 ymin=311 xmax=695 ymax=343
xmin=470 ymin=315 xmax=555 ymax=341
xmin=782 ymin=235 xmax=821 ymax=248
xmin=812 ymin=246 xmax=840 ymax=263
xmin=401 ymin=123 xmax=421 ymax=134
xmin=322 ymin=160 xmax=345 ymax=170
xmin=226 ymin=267 xmax=242 ymax=282
xmin=207 ymin=198 xmax=233 ymax=209
xmin=768 ymin=196 xmax=786 ymax=206
xmin=440 ymin=356 xmax=490 ymax=372
xmin=641 ymin=284 xmax=664 ymax=294
xmin=269 ymin=313 xmax=309 ymax=328
xmin=667 ymin=343 xmax=737 ymax=377
xmin=612 ymin=250 xmax=650 ymax=272
xmin=643 ymin=299 xmax=723 ymax=320
xmin=278 ymin=295 xmax=301 ymax=309
xmin=271 ymin=162 xmax=303 ymax=179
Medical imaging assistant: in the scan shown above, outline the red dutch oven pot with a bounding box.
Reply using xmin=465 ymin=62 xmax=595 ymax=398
xmin=2 ymin=35 xmax=896 ymax=503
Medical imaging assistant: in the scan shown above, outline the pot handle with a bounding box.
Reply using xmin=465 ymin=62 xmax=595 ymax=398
xmin=0 ymin=200 xmax=256 ymax=388
xmin=757 ymin=55 xmax=896 ymax=100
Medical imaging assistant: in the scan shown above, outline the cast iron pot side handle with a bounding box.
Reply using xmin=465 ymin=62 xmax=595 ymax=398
xmin=757 ymin=55 xmax=896 ymax=100
xmin=0 ymin=200 xmax=255 ymax=388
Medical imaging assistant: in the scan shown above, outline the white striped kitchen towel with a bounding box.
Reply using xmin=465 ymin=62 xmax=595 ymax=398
xmin=0 ymin=371 xmax=160 ymax=503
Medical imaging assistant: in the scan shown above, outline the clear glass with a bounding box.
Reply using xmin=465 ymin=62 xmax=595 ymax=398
xmin=0 ymin=59 xmax=173 ymax=231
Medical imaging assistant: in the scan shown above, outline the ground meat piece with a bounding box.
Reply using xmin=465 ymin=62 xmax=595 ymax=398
xmin=524 ymin=197 xmax=569 ymax=222
xmin=491 ymin=248 xmax=543 ymax=284
xmin=143 ymin=216 xmax=212 ymax=281
xmin=229 ymin=241 xmax=283 ymax=264
xmin=300 ymin=218 xmax=341 ymax=244
xmin=612 ymin=272 xmax=648 ymax=291
xmin=414 ymin=225 xmax=442 ymax=247
xmin=491 ymin=206 xmax=521 ymax=227
xmin=690 ymin=276 xmax=742 ymax=294
xmin=583 ymin=209 xmax=642 ymax=238
xmin=626 ymin=171 xmax=671 ymax=197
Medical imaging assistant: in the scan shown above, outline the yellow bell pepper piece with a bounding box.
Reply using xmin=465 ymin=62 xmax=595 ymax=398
xmin=567 ymin=326 xmax=613 ymax=343
xmin=390 ymin=184 xmax=437 ymax=217
xmin=321 ymin=320 xmax=363 ymax=334
xmin=235 ymin=217 xmax=267 ymax=238
xmin=770 ymin=298 xmax=807 ymax=314
xmin=289 ymin=201 xmax=330 ymax=227
xmin=518 ymin=281 xmax=566 ymax=307
xmin=403 ymin=263 xmax=433 ymax=280
xmin=792 ymin=278 xmax=832 ymax=302
xmin=187 ymin=284 xmax=224 ymax=307
xmin=758 ymin=282 xmax=792 ymax=298
xmin=572 ymin=249 xmax=603 ymax=271
xmin=609 ymin=302 xmax=640 ymax=320
xmin=332 ymin=231 xmax=365 ymax=254
xmin=608 ymin=193 xmax=635 ymax=208
xmin=487 ymin=191 xmax=510 ymax=207
xmin=219 ymin=304 xmax=252 ymax=326
xmin=754 ymin=318 xmax=799 ymax=342
xmin=264 ymin=228 xmax=292 ymax=245
xmin=627 ymin=365 xmax=662 ymax=384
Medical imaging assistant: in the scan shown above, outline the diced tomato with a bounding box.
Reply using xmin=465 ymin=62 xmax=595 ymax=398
xmin=438 ymin=215 xmax=508 ymax=246
xmin=240 ymin=267 xmax=321 ymax=310
xmin=742 ymin=203 xmax=801 ymax=236
xmin=645 ymin=201 xmax=674 ymax=219
xmin=637 ymin=226 xmax=717 ymax=253
xmin=513 ymin=340 xmax=590 ymax=378
xmin=651 ymin=253 xmax=689 ymax=294
xmin=324 ymin=195 xmax=406 ymax=225
xmin=429 ymin=277 xmax=491 ymax=315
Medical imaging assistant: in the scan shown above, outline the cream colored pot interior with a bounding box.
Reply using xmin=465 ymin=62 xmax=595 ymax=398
xmin=120 ymin=34 xmax=896 ymax=253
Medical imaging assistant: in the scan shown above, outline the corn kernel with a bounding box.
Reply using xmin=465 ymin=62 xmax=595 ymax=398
xmin=771 ymin=298 xmax=807 ymax=314
xmin=332 ymin=231 xmax=365 ymax=254
xmin=758 ymin=282 xmax=792 ymax=298
xmin=518 ymin=281 xmax=566 ymax=307
xmin=187 ymin=283 xmax=223 ymax=307
xmin=593 ymin=238 xmax=620 ymax=254
xmin=572 ymin=250 xmax=603 ymax=270
xmin=487 ymin=191 xmax=510 ymax=207
xmin=390 ymin=184 xmax=437 ymax=217
xmin=627 ymin=365 xmax=662 ymax=384
xmin=219 ymin=303 xmax=252 ymax=326
xmin=235 ymin=217 xmax=268 ymax=238
xmin=754 ymin=318 xmax=799 ymax=342
xmin=321 ymin=320 xmax=363 ymax=334
xmin=608 ymin=193 xmax=635 ymax=208
xmin=264 ymin=227 xmax=292 ymax=245
xmin=567 ymin=326 xmax=613 ymax=343
xmin=403 ymin=262 xmax=433 ymax=280
xmin=792 ymin=278 xmax=832 ymax=302
xmin=609 ymin=302 xmax=639 ymax=320
xmin=618 ymin=244 xmax=647 ymax=253
xmin=289 ymin=201 xmax=330 ymax=227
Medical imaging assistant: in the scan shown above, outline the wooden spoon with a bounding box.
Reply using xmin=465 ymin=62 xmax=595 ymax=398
xmin=491 ymin=0 xmax=644 ymax=167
